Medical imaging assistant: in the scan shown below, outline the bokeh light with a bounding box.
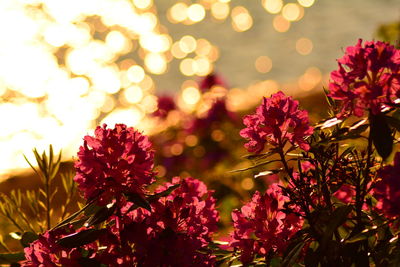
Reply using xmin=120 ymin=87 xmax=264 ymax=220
xmin=262 ymin=0 xmax=283 ymax=14
xmin=296 ymin=37 xmax=313 ymax=55
xmin=255 ymin=56 xmax=273 ymax=73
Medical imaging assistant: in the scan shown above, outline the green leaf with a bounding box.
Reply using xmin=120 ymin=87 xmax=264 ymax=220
xmin=282 ymin=241 xmax=305 ymax=267
xmin=345 ymin=226 xmax=380 ymax=244
xmin=56 ymin=229 xmax=107 ymax=248
xmin=52 ymin=200 xmax=96 ymax=230
xmin=0 ymin=252 xmax=25 ymax=264
xmin=147 ymin=184 xmax=180 ymax=201
xmin=125 ymin=193 xmax=151 ymax=211
xmin=84 ymin=203 xmax=116 ymax=227
xmin=385 ymin=115 xmax=400 ymax=132
xmin=20 ymin=232 xmax=39 ymax=248
xmin=229 ymin=159 xmax=280 ymax=173
xmin=370 ymin=113 xmax=393 ymax=160
xmin=321 ymin=205 xmax=353 ymax=249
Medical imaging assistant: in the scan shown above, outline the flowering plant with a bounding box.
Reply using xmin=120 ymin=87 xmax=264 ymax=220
xmin=1 ymin=39 xmax=400 ymax=266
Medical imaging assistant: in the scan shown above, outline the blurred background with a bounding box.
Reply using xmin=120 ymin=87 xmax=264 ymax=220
xmin=0 ymin=0 xmax=398 ymax=179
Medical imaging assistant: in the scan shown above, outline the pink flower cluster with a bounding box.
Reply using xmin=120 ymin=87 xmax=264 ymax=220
xmin=22 ymin=226 xmax=98 ymax=266
xmin=199 ymin=73 xmax=226 ymax=92
xmin=152 ymin=95 xmax=176 ymax=119
xmin=240 ymin=91 xmax=313 ymax=153
xmin=108 ymin=177 xmax=219 ymax=266
xmin=373 ymin=152 xmax=400 ymax=218
xmin=329 ymin=39 xmax=400 ymax=117
xmin=74 ymin=124 xmax=155 ymax=204
xmin=230 ymin=183 xmax=303 ymax=264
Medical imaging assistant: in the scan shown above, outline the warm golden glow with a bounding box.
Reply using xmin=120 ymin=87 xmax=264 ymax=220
xmin=127 ymin=65 xmax=145 ymax=83
xmin=182 ymin=86 xmax=201 ymax=105
xmin=196 ymin=39 xmax=212 ymax=56
xmin=133 ymin=0 xmax=153 ymax=9
xmin=298 ymin=67 xmax=322 ymax=91
xmin=140 ymin=34 xmax=171 ymax=53
xmin=180 ymin=58 xmax=197 ymax=76
xmin=298 ymin=0 xmax=315 ymax=8
xmin=211 ymin=2 xmax=230 ymax=20
xmin=262 ymin=0 xmax=283 ymax=14
xmin=124 ymin=85 xmax=144 ymax=104
xmin=0 ymin=0 xmax=318 ymax=178
xmin=168 ymin=2 xmax=188 ymax=23
xmin=171 ymin=42 xmax=187 ymax=59
xmin=187 ymin=4 xmax=206 ymax=22
xmin=170 ymin=143 xmax=184 ymax=156
xmin=106 ymin=31 xmax=130 ymax=53
xmin=144 ymin=53 xmax=167 ymax=74
xmin=296 ymin=37 xmax=313 ymax=55
xmin=241 ymin=177 xmax=254 ymax=190
xmin=282 ymin=3 xmax=304 ymax=21
xmin=273 ymin=15 xmax=290 ymax=32
xmin=101 ymin=107 xmax=144 ymax=127
xmin=185 ymin=135 xmax=199 ymax=147
xmin=255 ymin=56 xmax=272 ymax=73
xmin=231 ymin=6 xmax=253 ymax=32
xmin=195 ymin=56 xmax=212 ymax=76
xmin=179 ymin=35 xmax=197 ymax=54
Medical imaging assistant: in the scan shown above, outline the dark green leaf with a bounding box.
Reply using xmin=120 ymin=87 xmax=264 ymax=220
xmin=321 ymin=205 xmax=353 ymax=249
xmin=56 ymin=229 xmax=107 ymax=248
xmin=370 ymin=113 xmax=393 ymax=160
xmin=147 ymin=184 xmax=180 ymax=201
xmin=20 ymin=232 xmax=39 ymax=247
xmin=229 ymin=159 xmax=280 ymax=173
xmin=52 ymin=200 xmax=96 ymax=230
xmin=282 ymin=241 xmax=305 ymax=267
xmin=0 ymin=252 xmax=25 ymax=264
xmin=126 ymin=193 xmax=151 ymax=211
xmin=385 ymin=115 xmax=400 ymax=132
xmin=84 ymin=203 xmax=116 ymax=227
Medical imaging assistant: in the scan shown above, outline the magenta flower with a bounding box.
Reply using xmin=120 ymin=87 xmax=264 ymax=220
xmin=74 ymin=124 xmax=155 ymax=204
xmin=107 ymin=177 xmax=219 ymax=266
xmin=22 ymin=226 xmax=98 ymax=267
xmin=329 ymin=39 xmax=400 ymax=117
xmin=230 ymin=183 xmax=303 ymax=264
xmin=373 ymin=152 xmax=400 ymax=218
xmin=199 ymin=73 xmax=227 ymax=92
xmin=240 ymin=91 xmax=313 ymax=153
xmin=151 ymin=95 xmax=176 ymax=119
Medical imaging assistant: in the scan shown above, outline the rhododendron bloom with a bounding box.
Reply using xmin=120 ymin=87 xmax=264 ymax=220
xmin=240 ymin=91 xmax=313 ymax=153
xmin=74 ymin=124 xmax=155 ymax=204
xmin=230 ymin=183 xmax=303 ymax=264
xmin=22 ymin=226 xmax=98 ymax=267
xmin=373 ymin=152 xmax=400 ymax=218
xmin=199 ymin=73 xmax=226 ymax=92
xmin=108 ymin=177 xmax=219 ymax=266
xmin=329 ymin=39 xmax=400 ymax=117
xmin=152 ymin=95 xmax=176 ymax=118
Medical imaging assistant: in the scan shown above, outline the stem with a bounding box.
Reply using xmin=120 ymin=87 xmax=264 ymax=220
xmin=45 ymin=174 xmax=51 ymax=230
xmin=356 ymin=116 xmax=373 ymax=225
xmin=277 ymin=139 xmax=293 ymax=180
xmin=5 ymin=212 xmax=24 ymax=232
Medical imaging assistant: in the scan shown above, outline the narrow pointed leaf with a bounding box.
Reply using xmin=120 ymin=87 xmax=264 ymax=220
xmin=370 ymin=113 xmax=393 ymax=160
xmin=20 ymin=232 xmax=39 ymax=247
xmin=0 ymin=252 xmax=25 ymax=264
xmin=147 ymin=184 xmax=180 ymax=201
xmin=126 ymin=193 xmax=151 ymax=211
xmin=84 ymin=203 xmax=116 ymax=227
xmin=56 ymin=229 xmax=107 ymax=248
